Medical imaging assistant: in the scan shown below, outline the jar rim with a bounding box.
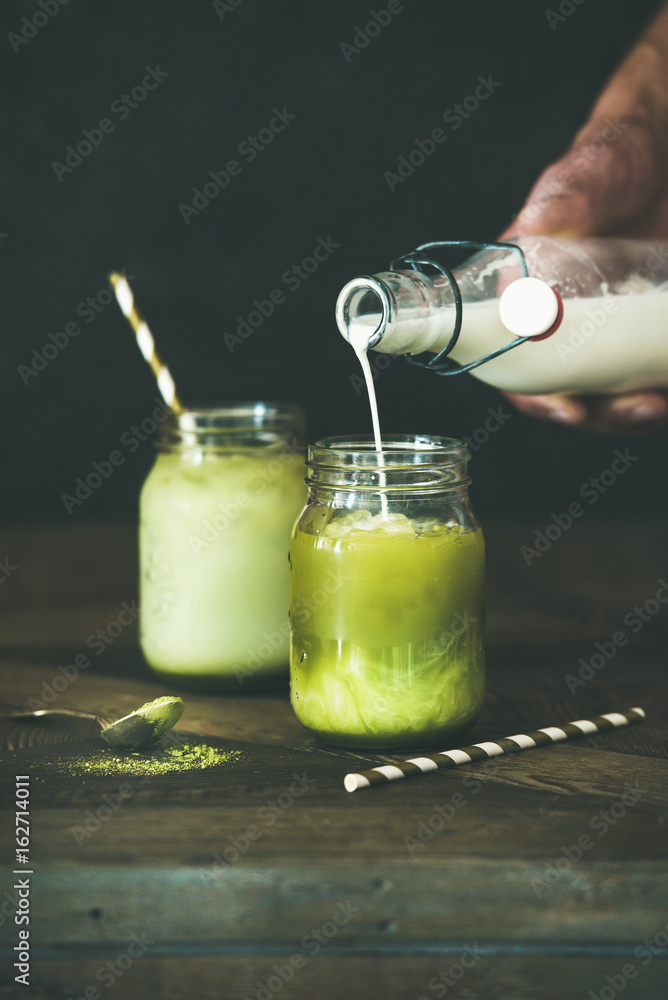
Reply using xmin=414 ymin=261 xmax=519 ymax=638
xmin=311 ymin=434 xmax=468 ymax=464
xmin=168 ymin=400 xmax=303 ymax=429
xmin=306 ymin=435 xmax=470 ymax=492
xmin=156 ymin=401 xmax=304 ymax=451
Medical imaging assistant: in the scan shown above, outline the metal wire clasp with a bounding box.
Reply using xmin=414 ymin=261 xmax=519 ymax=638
xmin=390 ymin=239 xmax=536 ymax=377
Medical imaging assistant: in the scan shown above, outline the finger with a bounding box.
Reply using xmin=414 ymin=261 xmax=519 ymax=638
xmin=589 ymin=392 xmax=668 ymax=432
xmin=507 ymin=122 xmax=663 ymax=238
xmin=501 ymin=392 xmax=589 ymax=426
xmin=503 ymin=390 xmax=668 ymax=434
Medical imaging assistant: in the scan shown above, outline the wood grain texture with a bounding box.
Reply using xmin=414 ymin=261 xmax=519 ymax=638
xmin=14 ymin=954 xmax=668 ymax=1000
xmin=0 ymin=519 xmax=666 ymax=999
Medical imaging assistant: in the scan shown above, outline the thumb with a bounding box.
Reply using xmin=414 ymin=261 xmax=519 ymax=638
xmin=501 ymin=121 xmax=663 ymax=238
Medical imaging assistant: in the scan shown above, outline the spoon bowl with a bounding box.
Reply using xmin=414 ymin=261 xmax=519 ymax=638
xmin=102 ymin=696 xmax=185 ymax=748
xmin=6 ymin=696 xmax=185 ymax=750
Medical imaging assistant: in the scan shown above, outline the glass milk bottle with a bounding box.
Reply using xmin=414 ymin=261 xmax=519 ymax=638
xmin=289 ymin=436 xmax=485 ymax=750
xmin=336 ymin=236 xmax=668 ymax=394
xmin=140 ymin=402 xmax=305 ymax=692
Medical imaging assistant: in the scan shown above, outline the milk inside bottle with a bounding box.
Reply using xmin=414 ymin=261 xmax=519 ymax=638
xmin=335 ymin=236 xmax=668 ymax=394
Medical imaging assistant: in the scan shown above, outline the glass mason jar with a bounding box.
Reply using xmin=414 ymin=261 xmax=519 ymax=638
xmin=289 ymin=435 xmax=485 ymax=749
xmin=140 ymin=401 xmax=306 ymax=692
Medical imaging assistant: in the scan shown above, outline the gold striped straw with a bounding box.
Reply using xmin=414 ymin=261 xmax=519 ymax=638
xmin=109 ymin=272 xmax=184 ymax=413
xmin=343 ymin=707 xmax=645 ymax=792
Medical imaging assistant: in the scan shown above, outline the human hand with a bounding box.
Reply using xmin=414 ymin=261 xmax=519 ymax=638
xmin=498 ymin=2 xmax=668 ymax=432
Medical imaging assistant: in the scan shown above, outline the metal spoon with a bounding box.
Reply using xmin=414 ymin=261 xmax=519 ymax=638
xmin=6 ymin=696 xmax=185 ymax=750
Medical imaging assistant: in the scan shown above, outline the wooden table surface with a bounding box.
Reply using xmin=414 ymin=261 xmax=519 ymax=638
xmin=0 ymin=519 xmax=667 ymax=1000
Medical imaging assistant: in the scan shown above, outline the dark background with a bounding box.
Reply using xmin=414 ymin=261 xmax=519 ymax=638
xmin=2 ymin=0 xmax=665 ymax=522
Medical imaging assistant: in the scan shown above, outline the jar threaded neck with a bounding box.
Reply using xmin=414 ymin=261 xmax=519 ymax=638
xmin=306 ymin=435 xmax=470 ymax=493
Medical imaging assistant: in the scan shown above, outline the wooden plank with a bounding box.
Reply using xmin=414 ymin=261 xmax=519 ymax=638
xmin=18 ymin=954 xmax=668 ymax=1000
xmin=19 ymin=858 xmax=668 ymax=954
xmin=5 ymin=772 xmax=667 ymax=863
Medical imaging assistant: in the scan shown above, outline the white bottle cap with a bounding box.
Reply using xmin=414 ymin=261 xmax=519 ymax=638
xmin=498 ymin=277 xmax=561 ymax=338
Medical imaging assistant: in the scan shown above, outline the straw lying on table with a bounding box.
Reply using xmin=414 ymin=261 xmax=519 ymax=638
xmin=109 ymin=271 xmax=183 ymax=413
xmin=343 ymin=707 xmax=645 ymax=793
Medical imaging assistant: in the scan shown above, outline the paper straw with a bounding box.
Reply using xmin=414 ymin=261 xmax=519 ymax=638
xmin=343 ymin=707 xmax=645 ymax=793
xmin=109 ymin=272 xmax=183 ymax=413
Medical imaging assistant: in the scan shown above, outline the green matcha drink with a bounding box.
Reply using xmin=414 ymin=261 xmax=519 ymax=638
xmin=140 ymin=404 xmax=305 ymax=691
xmin=289 ymin=437 xmax=485 ymax=749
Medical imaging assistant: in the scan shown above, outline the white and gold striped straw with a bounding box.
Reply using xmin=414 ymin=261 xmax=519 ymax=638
xmin=344 ymin=707 xmax=646 ymax=793
xmin=109 ymin=272 xmax=184 ymax=413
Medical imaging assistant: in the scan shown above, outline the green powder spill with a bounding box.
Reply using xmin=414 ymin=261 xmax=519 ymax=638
xmin=23 ymin=743 xmax=242 ymax=778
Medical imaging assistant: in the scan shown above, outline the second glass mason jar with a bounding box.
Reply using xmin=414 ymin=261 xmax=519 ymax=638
xmin=289 ymin=436 xmax=485 ymax=749
xmin=140 ymin=401 xmax=306 ymax=692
